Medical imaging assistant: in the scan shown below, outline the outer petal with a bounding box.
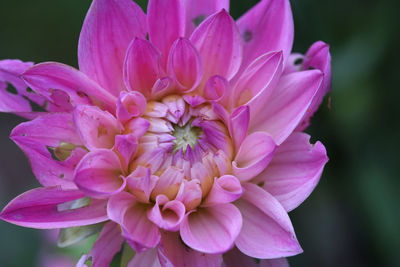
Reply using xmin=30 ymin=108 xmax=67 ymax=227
xmin=223 ymin=247 xmax=289 ymax=267
xmin=77 ymin=222 xmax=124 ymax=267
xmin=296 ymin=41 xmax=332 ymax=130
xmin=254 ymin=132 xmax=328 ymax=211
xmin=249 ymin=70 xmax=323 ymax=145
xmin=127 ymin=248 xmax=161 ymax=267
xmin=22 ymin=62 xmax=117 ymax=112
xmin=190 ymin=10 xmax=243 ymax=83
xmin=183 ymin=0 xmax=230 ymax=37
xmin=160 ymin=231 xmax=223 ymax=267
xmin=78 ymin=0 xmax=146 ymax=95
xmin=11 ymin=113 xmax=84 ymax=189
xmin=233 ymin=132 xmax=277 ymax=182
xmin=73 ymin=105 xmax=121 ymax=150
xmin=236 ymin=0 xmax=293 ymax=73
xmin=235 ymin=183 xmax=302 ymax=259
xmin=0 ymin=187 xmax=108 ymax=229
xmin=180 ymin=203 xmax=242 ymax=254
xmin=147 ymin=0 xmax=185 ymax=69
xmin=74 ymin=149 xmax=125 ymax=199
xmin=124 ymin=38 xmax=161 ymax=99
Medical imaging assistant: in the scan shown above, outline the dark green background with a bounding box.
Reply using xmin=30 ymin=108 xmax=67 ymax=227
xmin=0 ymin=0 xmax=399 ymax=266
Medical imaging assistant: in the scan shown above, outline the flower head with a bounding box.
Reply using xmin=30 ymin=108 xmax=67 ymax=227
xmin=0 ymin=0 xmax=330 ymax=266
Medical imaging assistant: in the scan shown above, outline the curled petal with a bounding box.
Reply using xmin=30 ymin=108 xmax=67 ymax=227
xmin=229 ymin=105 xmax=250 ymax=151
xmin=0 ymin=187 xmax=108 ymax=229
xmin=114 ymin=134 xmax=138 ymax=173
xmin=147 ymin=195 xmax=185 ymax=231
xmin=233 ymin=132 xmax=276 ymax=182
xmin=151 ymin=167 xmax=184 ymax=200
xmin=126 ymin=166 xmax=158 ymax=203
xmin=180 ymin=203 xmax=242 ymax=254
xmin=202 ymin=175 xmax=243 ymax=207
xmin=78 ymin=0 xmax=146 ymax=95
xmin=204 ymin=75 xmax=227 ymax=102
xmin=235 ymin=183 xmax=302 ymax=259
xmin=175 ymin=179 xmax=202 ymax=211
xmin=74 ymin=149 xmax=125 ymax=199
xmin=116 ymin=91 xmax=147 ymax=123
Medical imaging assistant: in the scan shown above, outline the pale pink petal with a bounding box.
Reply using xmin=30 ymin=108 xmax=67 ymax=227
xmin=74 ymin=149 xmax=125 ymax=199
xmin=124 ymin=38 xmax=161 ymax=98
xmin=0 ymin=187 xmax=108 ymax=229
xmin=223 ymin=247 xmax=289 ymax=267
xmin=160 ymin=231 xmax=223 ymax=267
xmin=296 ymin=41 xmax=331 ymax=130
xmin=180 ymin=203 xmax=242 ymax=254
xmin=175 ymin=179 xmax=202 ymax=211
xmin=10 ymin=113 xmax=84 ymax=189
xmin=127 ymin=248 xmax=161 ymax=267
xmin=114 ymin=134 xmax=138 ymax=172
xmin=151 ymin=167 xmax=184 ymax=200
xmin=231 ymin=51 xmax=283 ymax=119
xmin=147 ymin=195 xmax=185 ymax=231
xmin=22 ymin=62 xmax=117 ymax=112
xmin=183 ymin=0 xmax=229 ymax=37
xmin=202 ymin=175 xmax=243 ymax=207
xmin=229 ymin=105 xmax=249 ymax=151
xmin=190 ymin=10 xmax=243 ymax=82
xmin=235 ymin=183 xmax=302 ymax=259
xmin=81 ymin=222 xmax=124 ymax=267
xmin=126 ymin=166 xmax=158 ymax=203
xmin=168 ymin=38 xmax=203 ymax=91
xmin=233 ymin=132 xmax=276 ymax=182
xmin=147 ymin=0 xmax=185 ymax=69
xmin=73 ymin=105 xmax=121 ymax=150
xmin=78 ymin=0 xmax=146 ymax=95
xmin=107 ymin=192 xmax=160 ymax=250
xmin=204 ymin=75 xmax=227 ymax=102
xmin=116 ymin=91 xmax=147 ymax=123
xmin=254 ymin=132 xmax=328 ymax=211
xmin=249 ymin=70 xmax=323 ymax=145
xmin=237 ymin=0 xmax=293 ymax=74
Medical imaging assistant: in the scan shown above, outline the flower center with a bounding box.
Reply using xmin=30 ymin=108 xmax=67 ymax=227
xmin=172 ymin=122 xmax=202 ymax=154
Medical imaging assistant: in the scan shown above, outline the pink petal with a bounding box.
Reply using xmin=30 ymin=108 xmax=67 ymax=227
xmin=223 ymin=247 xmax=289 ymax=267
xmin=190 ymin=10 xmax=243 ymax=82
xmin=78 ymin=0 xmax=146 ymax=95
xmin=147 ymin=0 xmax=185 ymax=69
xmin=231 ymin=51 xmax=283 ymax=119
xmin=73 ymin=105 xmax=121 ymax=150
xmin=126 ymin=167 xmax=158 ymax=203
xmin=160 ymin=231 xmax=223 ymax=267
xmin=235 ymin=183 xmax=302 ymax=259
xmin=151 ymin=167 xmax=184 ymax=200
xmin=0 ymin=187 xmax=108 ymax=229
xmin=254 ymin=132 xmax=328 ymax=211
xmin=107 ymin=192 xmax=160 ymax=250
xmin=180 ymin=203 xmax=242 ymax=254
xmin=296 ymin=41 xmax=332 ymax=130
xmin=147 ymin=195 xmax=185 ymax=231
xmin=204 ymin=75 xmax=227 ymax=102
xmin=249 ymin=70 xmax=323 ymax=145
xmin=114 ymin=134 xmax=138 ymax=172
xmin=78 ymin=222 xmax=124 ymax=267
xmin=74 ymin=149 xmax=125 ymax=199
xmin=233 ymin=132 xmax=276 ymax=182
xmin=123 ymin=38 xmax=161 ymax=99
xmin=10 ymin=113 xmax=84 ymax=189
xmin=116 ymin=91 xmax=147 ymax=123
xmin=22 ymin=62 xmax=117 ymax=112
xmin=127 ymin=248 xmax=161 ymax=267
xmin=183 ymin=0 xmax=230 ymax=37
xmin=202 ymin=175 xmax=243 ymax=207
xmin=229 ymin=105 xmax=250 ymax=151
xmin=175 ymin=179 xmax=202 ymax=211
xmin=237 ymin=0 xmax=293 ymax=74
xmin=168 ymin=38 xmax=203 ymax=91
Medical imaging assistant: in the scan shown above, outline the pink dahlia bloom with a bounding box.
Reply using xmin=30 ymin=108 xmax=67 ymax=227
xmin=0 ymin=0 xmax=331 ymax=266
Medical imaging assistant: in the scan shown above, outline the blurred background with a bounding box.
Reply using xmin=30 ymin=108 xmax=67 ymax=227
xmin=0 ymin=0 xmax=399 ymax=266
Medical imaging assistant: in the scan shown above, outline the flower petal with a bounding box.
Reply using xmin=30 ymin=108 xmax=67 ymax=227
xmin=233 ymin=132 xmax=276 ymax=182
xmin=147 ymin=195 xmax=185 ymax=231
xmin=0 ymin=187 xmax=108 ymax=229
xmin=127 ymin=248 xmax=161 ymax=267
xmin=237 ymin=0 xmax=293 ymax=73
xmin=254 ymin=132 xmax=328 ymax=211
xmin=235 ymin=183 xmax=302 ymax=259
xmin=249 ymin=70 xmax=323 ymax=145
xmin=22 ymin=62 xmax=117 ymax=112
xmin=116 ymin=91 xmax=147 ymax=123
xmin=123 ymin=38 xmax=161 ymax=99
xmin=223 ymin=247 xmax=289 ymax=267
xmin=202 ymin=175 xmax=243 ymax=207
xmin=78 ymin=0 xmax=146 ymax=95
xmin=74 ymin=149 xmax=125 ymax=199
xmin=190 ymin=10 xmax=243 ymax=82
xmin=126 ymin=166 xmax=158 ymax=203
xmin=183 ymin=0 xmax=230 ymax=37
xmin=147 ymin=0 xmax=185 ymax=69
xmin=229 ymin=105 xmax=250 ymax=151
xmin=160 ymin=231 xmax=223 ymax=267
xmin=73 ymin=105 xmax=121 ymax=150
xmin=180 ymin=203 xmax=242 ymax=254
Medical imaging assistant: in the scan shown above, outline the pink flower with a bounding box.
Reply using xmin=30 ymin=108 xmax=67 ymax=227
xmin=0 ymin=0 xmax=331 ymax=266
